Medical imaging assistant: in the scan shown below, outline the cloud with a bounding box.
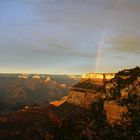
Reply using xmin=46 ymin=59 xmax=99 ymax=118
xmin=0 ymin=0 xmax=140 ymax=73
xmin=106 ymin=35 xmax=140 ymax=55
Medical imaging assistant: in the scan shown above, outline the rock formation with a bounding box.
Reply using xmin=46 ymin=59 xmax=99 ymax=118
xmin=82 ymin=73 xmax=115 ymax=83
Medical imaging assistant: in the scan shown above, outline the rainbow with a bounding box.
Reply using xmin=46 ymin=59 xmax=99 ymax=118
xmin=94 ymin=30 xmax=106 ymax=72
xmin=94 ymin=0 xmax=121 ymax=72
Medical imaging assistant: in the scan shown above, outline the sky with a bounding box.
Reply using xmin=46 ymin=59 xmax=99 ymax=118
xmin=0 ymin=0 xmax=140 ymax=74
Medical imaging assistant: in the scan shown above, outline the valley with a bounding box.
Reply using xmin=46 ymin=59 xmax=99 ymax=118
xmin=0 ymin=74 xmax=80 ymax=113
xmin=0 ymin=67 xmax=140 ymax=140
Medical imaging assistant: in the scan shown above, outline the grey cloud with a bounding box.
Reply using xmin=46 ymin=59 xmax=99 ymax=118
xmin=19 ymin=0 xmax=140 ymax=54
xmin=106 ymin=35 xmax=140 ymax=55
xmin=25 ymin=0 xmax=113 ymax=31
xmin=0 ymin=0 xmax=140 ymax=73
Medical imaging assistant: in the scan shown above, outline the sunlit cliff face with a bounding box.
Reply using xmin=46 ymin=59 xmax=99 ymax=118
xmin=82 ymin=73 xmax=115 ymax=80
xmin=50 ymin=96 xmax=67 ymax=107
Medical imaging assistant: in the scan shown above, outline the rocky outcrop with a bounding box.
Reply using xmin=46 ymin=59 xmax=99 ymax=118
xmin=49 ymin=78 xmax=104 ymax=107
xmin=64 ymin=91 xmax=128 ymax=125
xmin=67 ymin=91 xmax=102 ymax=107
xmin=120 ymin=77 xmax=140 ymax=99
xmin=104 ymin=67 xmax=140 ymax=125
xmin=50 ymin=96 xmax=67 ymax=107
xmin=49 ymin=90 xmax=103 ymax=108
xmin=32 ymin=75 xmax=41 ymax=79
xmin=104 ymin=101 xmax=128 ymax=125
xmin=82 ymin=73 xmax=115 ymax=80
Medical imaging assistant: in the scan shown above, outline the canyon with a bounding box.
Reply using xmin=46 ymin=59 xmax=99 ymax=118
xmin=0 ymin=67 xmax=140 ymax=140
